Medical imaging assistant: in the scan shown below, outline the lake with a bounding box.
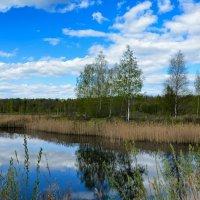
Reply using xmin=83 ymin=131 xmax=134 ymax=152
xmin=0 ymin=131 xmax=197 ymax=199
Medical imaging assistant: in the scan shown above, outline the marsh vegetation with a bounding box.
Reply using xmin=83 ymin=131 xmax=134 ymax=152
xmin=0 ymin=115 xmax=200 ymax=143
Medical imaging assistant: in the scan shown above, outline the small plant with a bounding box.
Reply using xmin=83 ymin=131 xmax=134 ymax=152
xmin=147 ymin=144 xmax=200 ymax=200
xmin=0 ymin=135 xmax=43 ymax=200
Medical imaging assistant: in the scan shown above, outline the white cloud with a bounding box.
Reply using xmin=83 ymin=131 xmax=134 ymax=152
xmin=0 ymin=0 xmax=99 ymax=13
xmin=88 ymin=44 xmax=105 ymax=56
xmin=0 ymin=50 xmax=16 ymax=58
xmin=164 ymin=1 xmax=200 ymax=37
xmin=112 ymin=1 xmax=157 ymax=34
xmin=43 ymin=38 xmax=61 ymax=46
xmin=158 ymin=0 xmax=173 ymax=13
xmin=92 ymin=12 xmax=108 ymax=24
xmin=117 ymin=1 xmax=126 ymax=10
xmin=0 ymin=82 xmax=75 ymax=99
xmin=0 ymin=56 xmax=93 ymax=80
xmin=62 ymin=28 xmax=107 ymax=37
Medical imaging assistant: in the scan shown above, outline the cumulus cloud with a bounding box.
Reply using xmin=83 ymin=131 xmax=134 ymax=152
xmin=0 ymin=0 xmax=99 ymax=13
xmin=164 ymin=1 xmax=200 ymax=37
xmin=0 ymin=56 xmax=93 ymax=81
xmin=157 ymin=0 xmax=173 ymax=13
xmin=112 ymin=1 xmax=157 ymax=34
xmin=0 ymin=50 xmax=16 ymax=58
xmin=92 ymin=12 xmax=108 ymax=24
xmin=88 ymin=44 xmax=105 ymax=56
xmin=62 ymin=28 xmax=107 ymax=37
xmin=43 ymin=38 xmax=61 ymax=46
xmin=0 ymin=82 xmax=75 ymax=99
xmin=117 ymin=1 xmax=126 ymax=10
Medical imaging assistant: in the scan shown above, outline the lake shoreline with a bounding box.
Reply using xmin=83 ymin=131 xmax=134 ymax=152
xmin=0 ymin=114 xmax=199 ymax=144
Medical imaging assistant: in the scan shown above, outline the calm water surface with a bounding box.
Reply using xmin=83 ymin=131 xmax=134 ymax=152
xmin=0 ymin=131 xmax=191 ymax=199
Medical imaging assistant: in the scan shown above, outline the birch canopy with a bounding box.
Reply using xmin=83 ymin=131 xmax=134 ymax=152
xmin=167 ymin=50 xmax=188 ymax=117
xmin=116 ymin=45 xmax=142 ymax=98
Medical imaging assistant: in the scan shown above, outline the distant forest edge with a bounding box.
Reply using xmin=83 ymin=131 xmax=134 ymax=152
xmin=0 ymin=46 xmax=200 ymax=122
xmin=0 ymin=96 xmax=199 ymax=121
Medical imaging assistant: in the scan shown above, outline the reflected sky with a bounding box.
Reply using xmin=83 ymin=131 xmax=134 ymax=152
xmin=0 ymin=132 xmax=91 ymax=199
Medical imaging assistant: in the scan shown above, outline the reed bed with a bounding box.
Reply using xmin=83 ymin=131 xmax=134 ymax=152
xmin=0 ymin=115 xmax=200 ymax=143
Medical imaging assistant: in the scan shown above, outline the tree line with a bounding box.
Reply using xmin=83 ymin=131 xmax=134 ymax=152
xmin=0 ymin=95 xmax=199 ymax=120
xmin=76 ymin=46 xmax=200 ymax=119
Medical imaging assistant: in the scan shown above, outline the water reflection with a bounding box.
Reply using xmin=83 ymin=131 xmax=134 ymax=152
xmin=0 ymin=131 xmax=196 ymax=199
xmin=76 ymin=143 xmax=147 ymax=199
xmin=76 ymin=144 xmax=116 ymax=199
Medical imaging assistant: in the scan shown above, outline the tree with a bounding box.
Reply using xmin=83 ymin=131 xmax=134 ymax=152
xmin=166 ymin=50 xmax=188 ymax=117
xmin=93 ymin=51 xmax=108 ymax=113
xmin=163 ymin=84 xmax=175 ymax=116
xmin=76 ymin=64 xmax=95 ymax=98
xmin=194 ymin=72 xmax=200 ymax=117
xmin=76 ymin=51 xmax=108 ymax=116
xmin=116 ymin=46 xmax=143 ymax=121
xmin=107 ymin=65 xmax=118 ymax=118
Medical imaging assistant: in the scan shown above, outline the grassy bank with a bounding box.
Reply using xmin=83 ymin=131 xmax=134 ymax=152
xmin=0 ymin=115 xmax=200 ymax=143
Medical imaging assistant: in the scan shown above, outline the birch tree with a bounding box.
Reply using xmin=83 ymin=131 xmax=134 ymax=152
xmin=93 ymin=51 xmax=108 ymax=113
xmin=194 ymin=72 xmax=200 ymax=117
xmin=107 ymin=66 xmax=118 ymax=118
xmin=167 ymin=50 xmax=188 ymax=117
xmin=117 ymin=46 xmax=143 ymax=121
xmin=76 ymin=51 xmax=108 ymax=116
xmin=76 ymin=64 xmax=95 ymax=98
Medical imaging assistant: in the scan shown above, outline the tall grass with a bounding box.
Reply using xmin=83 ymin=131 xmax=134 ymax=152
xmin=0 ymin=135 xmax=43 ymax=200
xmin=148 ymin=144 xmax=200 ymax=200
xmin=0 ymin=115 xmax=200 ymax=143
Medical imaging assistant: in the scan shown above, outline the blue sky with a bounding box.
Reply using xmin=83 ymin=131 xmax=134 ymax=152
xmin=0 ymin=0 xmax=200 ymax=98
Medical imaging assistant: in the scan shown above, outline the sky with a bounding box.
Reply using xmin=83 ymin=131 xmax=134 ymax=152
xmin=0 ymin=0 xmax=200 ymax=99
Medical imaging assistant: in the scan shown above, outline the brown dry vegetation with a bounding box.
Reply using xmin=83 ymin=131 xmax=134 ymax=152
xmin=0 ymin=114 xmax=199 ymax=143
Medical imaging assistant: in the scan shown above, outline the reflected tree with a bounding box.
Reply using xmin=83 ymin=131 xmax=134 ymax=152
xmin=110 ymin=143 xmax=146 ymax=200
xmin=76 ymin=144 xmax=116 ymax=199
xmin=76 ymin=142 xmax=146 ymax=200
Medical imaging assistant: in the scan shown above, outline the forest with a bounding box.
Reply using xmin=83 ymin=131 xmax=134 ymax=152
xmin=0 ymin=95 xmax=199 ymax=120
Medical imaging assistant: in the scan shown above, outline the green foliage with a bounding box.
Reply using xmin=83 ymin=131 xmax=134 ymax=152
xmin=151 ymin=145 xmax=200 ymax=200
xmin=116 ymin=46 xmax=142 ymax=98
xmin=0 ymin=135 xmax=43 ymax=200
xmin=76 ymin=64 xmax=95 ymax=98
xmin=76 ymin=47 xmax=143 ymax=120
xmin=194 ymin=72 xmax=200 ymax=95
xmin=1 ymin=95 xmax=200 ymax=121
xmin=166 ymin=50 xmax=188 ymax=117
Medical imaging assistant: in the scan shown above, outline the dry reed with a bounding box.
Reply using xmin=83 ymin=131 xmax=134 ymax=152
xmin=0 ymin=115 xmax=199 ymax=143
